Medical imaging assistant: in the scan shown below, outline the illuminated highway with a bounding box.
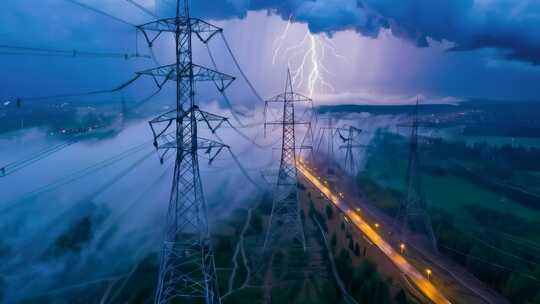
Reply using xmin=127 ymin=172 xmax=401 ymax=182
xmin=297 ymin=160 xmax=452 ymax=304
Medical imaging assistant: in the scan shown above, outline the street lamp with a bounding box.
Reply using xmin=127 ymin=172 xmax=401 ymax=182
xmin=426 ymin=268 xmax=432 ymax=280
xmin=400 ymin=243 xmax=406 ymax=254
xmin=374 ymin=223 xmax=380 ymax=229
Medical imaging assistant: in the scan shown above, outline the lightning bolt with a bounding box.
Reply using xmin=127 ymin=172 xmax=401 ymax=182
xmin=272 ymin=21 xmax=348 ymax=98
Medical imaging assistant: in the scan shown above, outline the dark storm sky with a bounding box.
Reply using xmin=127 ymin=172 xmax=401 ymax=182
xmin=1 ymin=0 xmax=539 ymax=106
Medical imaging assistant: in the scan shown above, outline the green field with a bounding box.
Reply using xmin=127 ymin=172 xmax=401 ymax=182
xmin=359 ymin=131 xmax=540 ymax=303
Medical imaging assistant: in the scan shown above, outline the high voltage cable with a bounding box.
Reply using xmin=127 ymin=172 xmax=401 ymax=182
xmin=439 ymin=244 xmax=540 ymax=283
xmin=0 ymin=140 xmax=152 ymax=214
xmin=464 ymin=232 xmax=540 ymax=267
xmin=213 ymin=132 xmax=265 ymax=190
xmin=0 ymin=45 xmax=150 ymax=60
xmin=64 ymin=0 xmax=136 ymax=27
xmin=205 ymin=43 xmax=252 ymax=127
xmin=15 ymin=74 xmax=142 ymax=103
xmin=225 ymin=120 xmax=275 ymax=149
xmin=92 ymin=160 xmax=174 ymax=252
xmin=227 ymin=148 xmax=264 ymax=191
xmin=0 ymin=86 xmax=163 ymax=178
xmin=6 ymin=150 xmax=155 ymax=267
xmin=1 ymin=136 xmax=78 ymax=177
xmin=219 ymin=32 xmax=266 ymax=104
xmin=431 ymin=207 xmax=540 ymax=253
xmin=123 ymin=0 xmax=160 ymax=19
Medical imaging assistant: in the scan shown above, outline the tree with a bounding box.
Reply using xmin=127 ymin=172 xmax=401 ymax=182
xmin=331 ymin=233 xmax=337 ymax=251
xmin=325 ymin=205 xmax=334 ymax=220
xmin=394 ymin=289 xmax=408 ymax=304
xmin=354 ymin=243 xmax=360 ymax=257
xmin=250 ymin=211 xmax=263 ymax=234
xmin=503 ymin=266 xmax=540 ymax=304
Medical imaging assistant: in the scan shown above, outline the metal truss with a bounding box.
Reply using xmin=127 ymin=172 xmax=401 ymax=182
xmin=336 ymin=125 xmax=365 ymax=175
xmin=315 ymin=116 xmax=337 ymax=159
xmin=137 ymin=63 xmax=235 ymax=90
xmin=263 ymin=70 xmax=313 ymax=252
xmin=135 ymin=1 xmax=235 ymax=303
xmin=394 ymin=100 xmax=438 ymax=253
xmin=137 ymin=17 xmax=222 ymax=46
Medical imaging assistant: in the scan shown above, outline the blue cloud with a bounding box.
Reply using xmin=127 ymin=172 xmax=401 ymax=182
xmin=165 ymin=0 xmax=540 ymax=65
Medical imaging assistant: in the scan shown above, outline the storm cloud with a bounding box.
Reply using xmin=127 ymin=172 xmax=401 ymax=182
xmin=173 ymin=0 xmax=540 ymax=65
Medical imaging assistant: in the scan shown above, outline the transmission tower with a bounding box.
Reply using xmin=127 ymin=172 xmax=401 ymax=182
xmin=315 ymin=116 xmax=336 ymax=159
xmin=263 ymin=69 xmax=312 ymax=251
xmin=394 ymin=100 xmax=438 ymax=253
xmin=336 ymin=125 xmax=364 ymax=175
xmin=136 ymin=1 xmax=236 ymax=303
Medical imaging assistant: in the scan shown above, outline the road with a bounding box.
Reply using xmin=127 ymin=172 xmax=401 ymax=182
xmin=297 ymin=159 xmax=452 ymax=304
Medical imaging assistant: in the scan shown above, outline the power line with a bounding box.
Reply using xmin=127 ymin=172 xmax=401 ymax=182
xmin=64 ymin=0 xmax=136 ymax=27
xmin=137 ymin=3 xmax=235 ymax=302
xmin=225 ymin=120 xmax=275 ymax=150
xmin=1 ymin=135 xmax=79 ymax=177
xmin=205 ymin=43 xmax=251 ymax=127
xmin=0 ymin=86 xmax=163 ymax=178
xmin=15 ymin=74 xmax=142 ymax=104
xmin=219 ymin=32 xmax=266 ymax=104
xmin=227 ymin=148 xmax=264 ymax=191
xmin=439 ymin=244 xmax=540 ymax=283
xmin=464 ymin=232 xmax=540 ymax=268
xmin=123 ymin=0 xmax=160 ymax=19
xmin=0 ymin=140 xmax=151 ymax=214
xmin=0 ymin=45 xmax=150 ymax=59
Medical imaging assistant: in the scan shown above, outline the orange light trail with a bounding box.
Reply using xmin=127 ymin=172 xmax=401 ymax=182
xmin=297 ymin=160 xmax=452 ymax=304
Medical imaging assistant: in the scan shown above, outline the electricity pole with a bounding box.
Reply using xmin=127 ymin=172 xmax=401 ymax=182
xmin=336 ymin=125 xmax=364 ymax=175
xmin=263 ymin=69 xmax=312 ymax=251
xmin=315 ymin=116 xmax=336 ymax=160
xmin=395 ymin=100 xmax=438 ymax=253
xmin=136 ymin=1 xmax=236 ymax=303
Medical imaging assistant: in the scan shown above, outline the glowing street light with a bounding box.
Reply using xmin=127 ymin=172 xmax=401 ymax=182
xmin=374 ymin=223 xmax=380 ymax=229
xmin=400 ymin=243 xmax=406 ymax=254
xmin=426 ymin=268 xmax=432 ymax=280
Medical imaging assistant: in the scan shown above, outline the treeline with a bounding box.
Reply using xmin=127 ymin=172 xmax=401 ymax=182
xmin=426 ymin=139 xmax=540 ymax=173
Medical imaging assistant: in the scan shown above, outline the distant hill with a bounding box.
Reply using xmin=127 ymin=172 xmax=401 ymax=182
xmin=318 ymin=99 xmax=540 ymax=115
xmin=318 ymin=103 xmax=457 ymax=115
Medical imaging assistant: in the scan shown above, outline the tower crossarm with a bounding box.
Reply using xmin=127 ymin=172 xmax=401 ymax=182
xmin=153 ymin=133 xmax=228 ymax=158
xmin=266 ymin=92 xmax=312 ymax=103
xmin=149 ymin=107 xmax=229 ymax=146
xmin=264 ymin=121 xmax=311 ymax=126
xmin=137 ymin=63 xmax=235 ymax=90
xmin=137 ymin=17 xmax=222 ymax=46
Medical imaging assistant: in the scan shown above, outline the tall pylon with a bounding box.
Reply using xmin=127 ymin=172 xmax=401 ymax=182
xmin=136 ymin=1 xmax=236 ymax=303
xmin=336 ymin=125 xmax=364 ymax=175
xmin=263 ymin=69 xmax=312 ymax=251
xmin=394 ymin=100 xmax=438 ymax=253
xmin=315 ymin=116 xmax=336 ymax=159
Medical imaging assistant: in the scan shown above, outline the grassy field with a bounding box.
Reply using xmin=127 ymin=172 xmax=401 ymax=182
xmin=359 ymin=131 xmax=540 ymax=303
xmin=363 ymin=131 xmax=540 ymax=225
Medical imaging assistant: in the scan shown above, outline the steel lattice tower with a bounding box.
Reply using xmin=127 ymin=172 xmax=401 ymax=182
xmin=263 ymin=70 xmax=312 ymax=251
xmin=136 ymin=1 xmax=236 ymax=303
xmin=395 ymin=100 xmax=438 ymax=253
xmin=315 ymin=116 xmax=336 ymax=159
xmin=336 ymin=125 xmax=364 ymax=175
